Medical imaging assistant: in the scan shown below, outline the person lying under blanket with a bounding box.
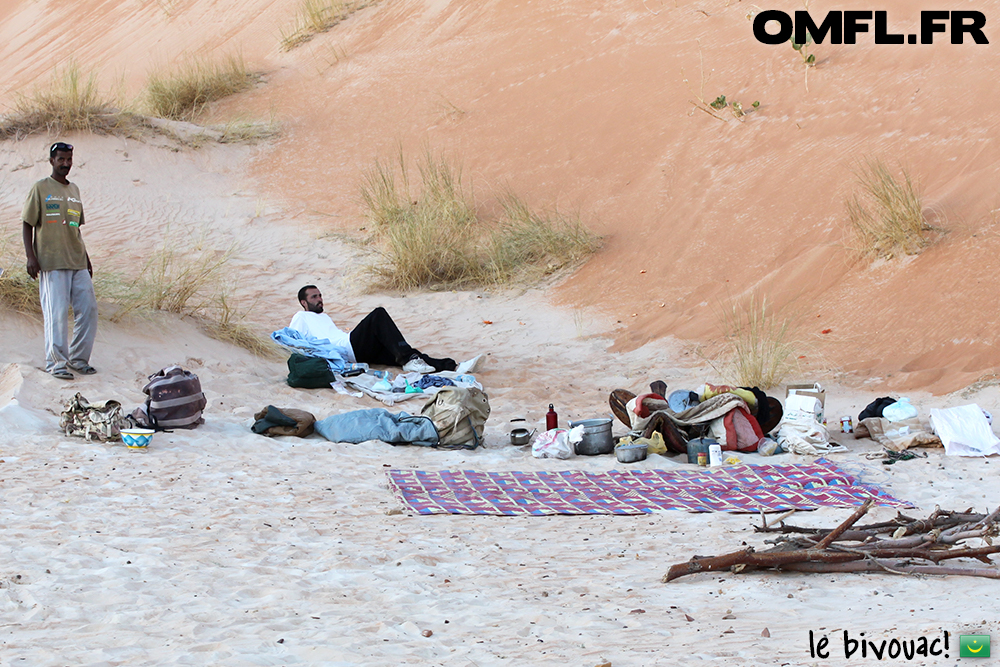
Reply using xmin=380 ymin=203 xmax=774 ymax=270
xmin=288 ymin=285 xmax=457 ymax=374
xmin=608 ymin=381 xmax=783 ymax=453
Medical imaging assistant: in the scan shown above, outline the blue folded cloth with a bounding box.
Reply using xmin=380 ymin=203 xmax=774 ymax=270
xmin=414 ymin=375 xmax=456 ymax=390
xmin=271 ymin=327 xmax=367 ymax=374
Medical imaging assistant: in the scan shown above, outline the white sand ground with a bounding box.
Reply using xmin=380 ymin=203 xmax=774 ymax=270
xmin=3 ymin=136 xmax=1000 ymax=666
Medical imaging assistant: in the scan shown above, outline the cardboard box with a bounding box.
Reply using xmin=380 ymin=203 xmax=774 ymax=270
xmin=786 ymin=383 xmax=826 ymax=424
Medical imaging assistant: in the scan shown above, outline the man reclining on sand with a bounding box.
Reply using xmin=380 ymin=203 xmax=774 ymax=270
xmin=287 ymin=285 xmax=457 ymax=374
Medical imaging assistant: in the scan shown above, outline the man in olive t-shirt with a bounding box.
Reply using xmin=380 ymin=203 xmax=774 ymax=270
xmin=21 ymin=142 xmax=98 ymax=380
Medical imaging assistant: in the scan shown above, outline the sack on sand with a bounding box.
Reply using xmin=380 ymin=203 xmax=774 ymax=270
xmin=286 ymin=354 xmax=337 ymax=389
xmin=929 ymin=404 xmax=1000 ymax=457
xmin=252 ymin=405 xmax=316 ymax=437
xmin=532 ymin=428 xmax=572 ymax=459
xmin=60 ymin=392 xmax=130 ymax=441
xmin=132 ymin=366 xmax=207 ymax=430
xmin=421 ymin=386 xmax=490 ymax=449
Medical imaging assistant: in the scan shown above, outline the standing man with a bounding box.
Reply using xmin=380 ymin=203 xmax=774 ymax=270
xmin=21 ymin=142 xmax=98 ymax=380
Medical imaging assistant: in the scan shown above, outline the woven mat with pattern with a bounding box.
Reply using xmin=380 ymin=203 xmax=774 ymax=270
xmin=387 ymin=460 xmax=912 ymax=515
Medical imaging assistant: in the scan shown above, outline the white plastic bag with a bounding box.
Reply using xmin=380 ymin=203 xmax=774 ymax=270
xmin=883 ymin=397 xmax=918 ymax=422
xmin=532 ymin=428 xmax=573 ymax=459
xmin=929 ymin=404 xmax=1000 ymax=457
xmin=777 ymin=410 xmax=845 ymax=455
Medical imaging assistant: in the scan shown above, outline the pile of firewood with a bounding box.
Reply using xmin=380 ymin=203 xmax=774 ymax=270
xmin=664 ymin=500 xmax=1000 ymax=582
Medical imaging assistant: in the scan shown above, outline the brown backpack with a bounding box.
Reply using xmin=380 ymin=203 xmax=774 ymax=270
xmin=132 ymin=366 xmax=207 ymax=430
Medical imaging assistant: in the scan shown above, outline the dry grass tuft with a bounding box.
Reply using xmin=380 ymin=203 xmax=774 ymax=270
xmin=111 ymin=236 xmax=280 ymax=356
xmin=201 ymin=290 xmax=283 ymax=358
xmin=112 ymin=236 xmax=237 ymax=320
xmin=485 ymin=193 xmax=602 ymax=284
xmin=362 ymin=152 xmax=479 ymax=289
xmin=146 ymin=55 xmax=257 ymax=120
xmin=0 ymin=62 xmax=137 ymax=139
xmin=216 ymin=116 xmax=280 ymax=144
xmin=0 ymin=232 xmax=41 ymax=313
xmin=281 ymin=0 xmax=376 ymax=50
xmin=847 ymin=158 xmax=931 ymax=259
xmin=361 ymin=151 xmax=600 ymax=290
xmin=2 ymin=231 xmax=277 ymax=356
xmin=719 ymin=293 xmax=799 ymax=389
xmin=0 ymin=267 xmax=40 ymax=314
xmin=0 ymin=234 xmax=131 ymax=317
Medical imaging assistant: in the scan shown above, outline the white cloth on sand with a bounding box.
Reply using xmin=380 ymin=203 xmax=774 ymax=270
xmin=338 ymin=371 xmax=483 ymax=407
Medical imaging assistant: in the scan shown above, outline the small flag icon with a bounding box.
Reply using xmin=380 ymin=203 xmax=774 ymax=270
xmin=960 ymin=635 xmax=990 ymax=658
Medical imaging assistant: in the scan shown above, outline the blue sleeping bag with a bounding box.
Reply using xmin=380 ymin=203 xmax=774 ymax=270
xmin=314 ymin=408 xmax=440 ymax=447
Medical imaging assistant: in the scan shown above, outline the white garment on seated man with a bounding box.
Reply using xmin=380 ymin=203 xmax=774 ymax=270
xmin=289 ymin=311 xmax=357 ymax=362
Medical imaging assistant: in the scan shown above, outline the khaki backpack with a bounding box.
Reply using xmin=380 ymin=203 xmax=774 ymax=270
xmin=421 ymin=386 xmax=491 ymax=449
xmin=60 ymin=393 xmax=130 ymax=442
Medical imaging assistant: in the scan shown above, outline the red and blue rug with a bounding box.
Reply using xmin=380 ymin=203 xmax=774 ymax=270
xmin=387 ymin=460 xmax=911 ymax=515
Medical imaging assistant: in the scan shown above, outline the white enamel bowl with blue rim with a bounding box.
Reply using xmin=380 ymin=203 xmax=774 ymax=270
xmin=121 ymin=428 xmax=154 ymax=449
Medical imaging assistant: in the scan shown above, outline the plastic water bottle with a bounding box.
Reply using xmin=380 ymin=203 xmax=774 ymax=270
xmin=758 ymin=438 xmax=782 ymax=456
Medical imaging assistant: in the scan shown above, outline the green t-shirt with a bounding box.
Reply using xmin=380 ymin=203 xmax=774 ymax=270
xmin=21 ymin=177 xmax=88 ymax=271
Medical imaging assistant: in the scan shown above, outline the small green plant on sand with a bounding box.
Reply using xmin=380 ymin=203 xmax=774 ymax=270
xmin=719 ymin=292 xmax=800 ymax=389
xmin=847 ymin=158 xmax=930 ymax=259
xmin=791 ymin=34 xmax=816 ymax=66
xmin=146 ymin=54 xmax=257 ymax=120
xmin=709 ymin=95 xmax=760 ymax=120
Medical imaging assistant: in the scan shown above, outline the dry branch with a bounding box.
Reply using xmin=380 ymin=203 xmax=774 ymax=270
xmin=664 ymin=504 xmax=1000 ymax=583
xmin=781 ymin=561 xmax=1000 ymax=579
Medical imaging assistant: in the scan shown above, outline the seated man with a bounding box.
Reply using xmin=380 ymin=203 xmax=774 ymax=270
xmin=289 ymin=285 xmax=456 ymax=374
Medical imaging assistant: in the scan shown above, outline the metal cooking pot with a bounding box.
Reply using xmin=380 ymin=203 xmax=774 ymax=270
xmin=568 ymin=418 xmax=614 ymax=455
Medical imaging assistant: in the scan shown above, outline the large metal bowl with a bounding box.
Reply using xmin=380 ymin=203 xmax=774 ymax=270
xmin=616 ymin=443 xmax=648 ymax=463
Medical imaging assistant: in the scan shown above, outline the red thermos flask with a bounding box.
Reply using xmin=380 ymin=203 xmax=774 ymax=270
xmin=546 ymin=404 xmax=558 ymax=430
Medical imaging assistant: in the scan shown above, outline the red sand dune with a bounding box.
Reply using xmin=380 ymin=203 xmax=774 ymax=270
xmin=2 ymin=0 xmax=999 ymax=393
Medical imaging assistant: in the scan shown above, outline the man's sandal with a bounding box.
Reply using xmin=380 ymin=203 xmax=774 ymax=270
xmin=51 ymin=369 xmax=74 ymax=380
xmin=68 ymin=362 xmax=97 ymax=375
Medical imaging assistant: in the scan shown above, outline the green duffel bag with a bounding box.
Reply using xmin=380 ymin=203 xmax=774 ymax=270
xmin=286 ymin=354 xmax=336 ymax=389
